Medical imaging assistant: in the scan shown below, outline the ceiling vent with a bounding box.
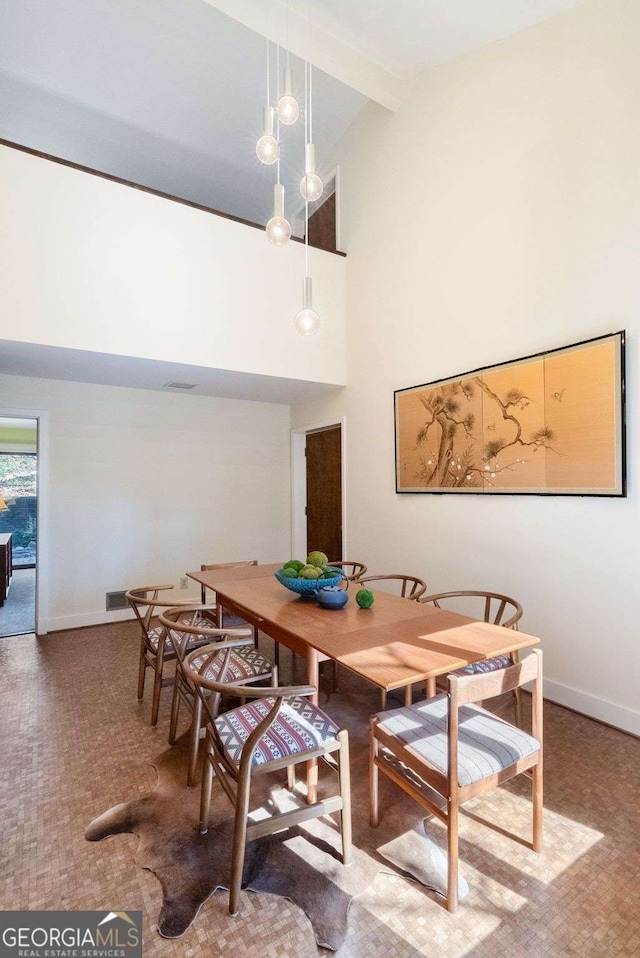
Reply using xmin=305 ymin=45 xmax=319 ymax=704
xmin=164 ymin=381 xmax=197 ymax=389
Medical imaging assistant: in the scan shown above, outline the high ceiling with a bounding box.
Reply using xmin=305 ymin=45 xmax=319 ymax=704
xmin=0 ymin=0 xmax=591 ymax=403
xmin=0 ymin=0 xmax=591 ymax=226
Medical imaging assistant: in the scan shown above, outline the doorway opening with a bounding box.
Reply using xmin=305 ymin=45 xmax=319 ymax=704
xmin=0 ymin=417 xmax=38 ymax=636
xmin=291 ymin=418 xmax=346 ymax=564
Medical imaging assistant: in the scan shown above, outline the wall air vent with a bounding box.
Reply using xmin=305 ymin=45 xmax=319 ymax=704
xmin=164 ymin=381 xmax=197 ymax=389
xmin=106 ymin=590 xmax=128 ymax=611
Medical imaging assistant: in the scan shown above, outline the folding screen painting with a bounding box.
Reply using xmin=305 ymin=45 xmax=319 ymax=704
xmin=395 ymin=332 xmax=625 ymax=496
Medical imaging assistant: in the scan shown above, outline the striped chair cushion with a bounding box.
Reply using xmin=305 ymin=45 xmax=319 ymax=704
xmin=188 ymin=646 xmax=272 ymax=682
xmin=451 ymin=654 xmax=511 ymax=676
xmin=214 ymin=697 xmax=340 ymax=768
xmin=376 ymin=693 xmax=539 ymax=787
xmin=147 ymin=616 xmax=218 ymax=653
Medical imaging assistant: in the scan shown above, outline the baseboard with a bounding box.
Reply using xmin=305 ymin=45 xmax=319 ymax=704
xmin=40 ymin=608 xmax=136 ymax=634
xmin=544 ymin=678 xmax=640 ymax=737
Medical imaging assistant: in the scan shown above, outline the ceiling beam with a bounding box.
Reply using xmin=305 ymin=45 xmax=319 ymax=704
xmin=202 ymin=0 xmax=403 ymax=111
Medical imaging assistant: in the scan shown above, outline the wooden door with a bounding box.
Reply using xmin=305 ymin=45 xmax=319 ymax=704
xmin=306 ymin=426 xmax=342 ymax=561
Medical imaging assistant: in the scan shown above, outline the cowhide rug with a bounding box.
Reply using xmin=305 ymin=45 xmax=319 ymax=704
xmin=85 ymin=736 xmax=372 ymax=951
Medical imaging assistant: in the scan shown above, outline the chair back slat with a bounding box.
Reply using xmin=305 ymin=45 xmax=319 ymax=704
xmin=358 ymin=574 xmax=427 ymax=600
xmin=449 ymin=650 xmax=540 ymax=706
xmin=420 ymin=591 xmax=522 ymax=630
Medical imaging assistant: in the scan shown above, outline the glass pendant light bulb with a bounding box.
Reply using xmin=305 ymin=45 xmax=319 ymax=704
xmin=256 ymin=106 xmax=279 ymax=165
xmin=299 ymin=144 xmax=324 ymax=202
xmin=294 ymin=276 xmax=320 ymax=335
xmin=277 ymin=67 xmax=299 ymax=125
xmin=294 ymin=306 xmax=320 ymax=335
xmin=300 ymin=172 xmax=323 ymax=203
xmin=266 ymin=183 xmax=291 ymax=246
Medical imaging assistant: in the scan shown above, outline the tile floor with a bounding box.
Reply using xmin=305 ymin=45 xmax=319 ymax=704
xmin=1 ymin=623 xmax=639 ymax=957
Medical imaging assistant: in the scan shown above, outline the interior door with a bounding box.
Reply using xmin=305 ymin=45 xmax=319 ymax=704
xmin=305 ymin=426 xmax=342 ymax=562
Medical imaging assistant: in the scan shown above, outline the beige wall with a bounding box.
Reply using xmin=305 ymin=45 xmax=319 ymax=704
xmin=0 ymin=374 xmax=291 ymax=632
xmin=0 ymin=145 xmax=347 ymax=387
xmin=293 ymin=0 xmax=640 ymax=734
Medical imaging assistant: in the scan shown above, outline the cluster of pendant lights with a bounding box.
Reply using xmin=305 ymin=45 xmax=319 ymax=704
xmin=256 ymin=2 xmax=323 ymax=335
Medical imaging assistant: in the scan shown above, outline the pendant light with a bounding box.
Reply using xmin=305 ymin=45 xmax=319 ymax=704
xmin=256 ymin=105 xmax=278 ymax=165
xmin=277 ymin=2 xmax=299 ymax=125
xmin=300 ymin=62 xmax=323 ymax=202
xmin=266 ymin=182 xmax=291 ymax=246
xmin=265 ymin=4 xmax=291 ymax=245
xmin=256 ymin=8 xmax=279 ymax=165
xmin=294 ymin=274 xmax=320 ymax=335
xmin=278 ymin=66 xmax=299 ymax=125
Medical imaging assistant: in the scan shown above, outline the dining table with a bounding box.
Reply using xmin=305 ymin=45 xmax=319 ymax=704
xmin=187 ymin=563 xmax=541 ymax=802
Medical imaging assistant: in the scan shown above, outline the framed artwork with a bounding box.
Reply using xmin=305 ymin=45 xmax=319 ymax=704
xmin=395 ymin=331 xmax=626 ymax=496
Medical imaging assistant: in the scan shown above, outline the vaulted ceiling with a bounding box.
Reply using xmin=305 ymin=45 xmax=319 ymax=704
xmin=0 ymin=0 xmax=591 ymax=403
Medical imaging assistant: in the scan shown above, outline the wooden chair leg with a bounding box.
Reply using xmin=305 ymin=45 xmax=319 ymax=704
xmin=338 ymin=730 xmax=352 ymax=865
xmin=137 ymin=646 xmax=147 ymax=700
xmin=404 ymin=684 xmax=412 ymax=707
xmin=369 ymin=719 xmax=379 ymax=827
xmin=380 ymin=689 xmax=387 ymax=710
xmin=229 ymin=765 xmax=253 ymax=916
xmin=532 ymin=759 xmax=543 ymax=852
xmin=151 ymin=642 xmax=165 ymax=726
xmin=286 ymin=764 xmax=296 ymax=790
xmin=199 ymin=738 xmax=214 ymax=834
xmin=447 ymin=803 xmax=459 ymax=913
xmin=168 ymin=674 xmax=181 ymax=745
xmin=514 ymin=687 xmax=524 ymax=728
xmin=187 ymin=696 xmax=203 ymax=787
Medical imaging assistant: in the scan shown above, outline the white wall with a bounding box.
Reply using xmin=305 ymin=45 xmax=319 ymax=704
xmin=0 ymin=374 xmax=291 ymax=632
xmin=293 ymin=0 xmax=640 ymax=735
xmin=0 ymin=145 xmax=347 ymax=387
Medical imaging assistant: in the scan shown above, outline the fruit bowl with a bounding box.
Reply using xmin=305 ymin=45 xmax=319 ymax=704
xmin=274 ymin=567 xmax=344 ymax=597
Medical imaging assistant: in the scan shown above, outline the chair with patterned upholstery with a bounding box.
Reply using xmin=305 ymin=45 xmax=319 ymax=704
xmin=159 ymin=605 xmax=276 ymax=786
xmin=370 ymin=649 xmax=543 ymax=913
xmin=199 ymin=560 xmax=258 ymax=615
xmin=419 ymin=591 xmax=524 ymax=723
xmin=126 ymin=585 xmax=214 ymax=726
xmin=184 ymin=640 xmax=352 ymax=917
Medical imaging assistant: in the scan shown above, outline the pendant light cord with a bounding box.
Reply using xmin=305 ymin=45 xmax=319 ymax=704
xmin=266 ymin=2 xmax=270 ymax=106
xmin=304 ymin=57 xmax=309 ymax=277
xmin=275 ymin=0 xmax=281 ymax=185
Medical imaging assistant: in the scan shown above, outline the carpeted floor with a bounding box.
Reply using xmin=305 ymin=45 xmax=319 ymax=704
xmin=1 ymin=622 xmax=639 ymax=957
xmin=0 ymin=567 xmax=35 ymax=636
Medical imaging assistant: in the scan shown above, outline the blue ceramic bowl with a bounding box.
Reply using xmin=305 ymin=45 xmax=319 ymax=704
xmin=274 ymin=567 xmax=344 ymax=597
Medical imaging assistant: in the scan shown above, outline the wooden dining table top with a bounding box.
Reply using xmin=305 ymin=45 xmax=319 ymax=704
xmin=187 ymin=567 xmax=541 ymax=693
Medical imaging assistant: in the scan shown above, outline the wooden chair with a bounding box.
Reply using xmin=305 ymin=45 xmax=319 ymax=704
xmin=370 ymin=649 xmax=543 ymax=913
xmin=357 ymin=574 xmax=427 ymax=601
xmin=199 ymin=560 xmax=258 ymax=608
xmin=419 ymin=591 xmax=524 ymax=723
xmin=324 ymin=561 xmax=367 ymax=690
xmin=355 ymin=575 xmax=427 ymax=706
xmin=184 ymin=641 xmax=352 ymax=917
xmin=327 ymin=560 xmax=367 ymax=581
xmin=126 ymin=585 xmax=213 ymax=726
xmin=159 ymin=605 xmax=276 ymax=786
